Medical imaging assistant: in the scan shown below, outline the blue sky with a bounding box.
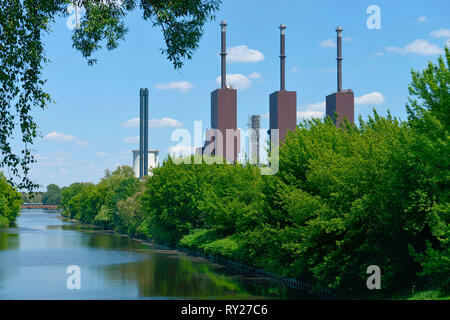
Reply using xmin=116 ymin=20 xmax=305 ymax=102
xmin=25 ymin=0 xmax=449 ymax=190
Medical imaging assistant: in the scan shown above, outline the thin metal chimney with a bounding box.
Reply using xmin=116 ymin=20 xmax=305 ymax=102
xmin=336 ymin=26 xmax=343 ymax=92
xmin=279 ymin=24 xmax=286 ymax=91
xmin=220 ymin=21 xmax=227 ymax=89
xmin=143 ymin=88 xmax=149 ymax=176
xmin=139 ymin=89 xmax=144 ymax=178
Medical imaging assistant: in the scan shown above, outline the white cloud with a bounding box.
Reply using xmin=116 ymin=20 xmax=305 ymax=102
xmin=227 ymin=45 xmax=264 ymax=63
xmin=344 ymin=37 xmax=355 ymax=42
xmin=369 ymin=52 xmax=384 ymax=58
xmin=306 ymin=101 xmax=326 ymax=110
xmin=53 ymin=151 xmax=74 ymax=156
xmin=124 ymin=136 xmax=139 ymax=144
xmin=248 ymin=72 xmax=262 ymax=80
xmin=35 ymin=154 xmax=49 ymax=160
xmin=261 ymin=112 xmax=269 ymax=119
xmin=216 ymin=73 xmax=252 ymax=90
xmin=121 ymin=117 xmax=183 ymax=128
xmin=154 ymin=81 xmax=194 ymax=93
xmin=33 ymin=155 xmax=78 ymax=168
xmin=121 ymin=118 xmax=139 ymax=127
xmin=319 ymin=38 xmax=336 ymax=48
xmin=167 ymin=145 xmax=195 ymax=157
xmin=386 ymin=39 xmax=443 ymax=55
xmin=297 ymin=101 xmax=326 ymax=120
xmin=43 ymin=131 xmax=75 ymax=142
xmin=150 ymin=118 xmax=183 ymax=128
xmin=297 ymin=110 xmax=324 ymax=120
xmin=430 ymin=28 xmax=450 ymax=38
xmin=75 ymin=140 xmax=90 ymax=148
xmin=418 ymin=16 xmax=427 ymax=23
xmin=355 ymin=92 xmax=386 ymax=105
xmin=299 ymin=92 xmax=385 ymax=120
xmin=96 ymin=152 xmax=107 ymax=157
xmin=291 ymin=66 xmax=299 ymax=73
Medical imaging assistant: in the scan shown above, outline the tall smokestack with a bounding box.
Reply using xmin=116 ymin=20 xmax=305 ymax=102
xmin=336 ymin=26 xmax=343 ymax=92
xmin=279 ymin=24 xmax=286 ymax=91
xmin=143 ymin=88 xmax=149 ymax=176
xmin=139 ymin=89 xmax=144 ymax=178
xmin=220 ymin=21 xmax=227 ymax=89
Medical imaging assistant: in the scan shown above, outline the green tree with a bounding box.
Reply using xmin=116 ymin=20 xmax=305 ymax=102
xmin=42 ymin=184 xmax=62 ymax=205
xmin=95 ymin=165 xmax=140 ymax=228
xmin=0 ymin=0 xmax=221 ymax=190
xmin=406 ymin=47 xmax=450 ymax=293
xmin=0 ymin=172 xmax=22 ymax=227
xmin=140 ymin=156 xmax=209 ymax=244
xmin=21 ymin=192 xmax=44 ymax=203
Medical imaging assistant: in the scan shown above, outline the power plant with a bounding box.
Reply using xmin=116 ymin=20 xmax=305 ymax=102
xmin=248 ymin=115 xmax=261 ymax=164
xmin=325 ymin=27 xmax=355 ymax=126
xmin=203 ymin=21 xmax=240 ymax=163
xmin=269 ymin=24 xmax=297 ymax=146
xmin=132 ymin=149 xmax=159 ymax=178
xmin=136 ymin=24 xmax=355 ymax=168
xmin=134 ymin=88 xmax=159 ymax=178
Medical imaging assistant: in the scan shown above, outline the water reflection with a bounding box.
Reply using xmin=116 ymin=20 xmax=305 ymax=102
xmin=0 ymin=209 xmax=312 ymax=299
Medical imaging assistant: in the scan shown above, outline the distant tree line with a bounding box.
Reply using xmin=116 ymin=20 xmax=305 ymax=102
xmin=60 ymin=49 xmax=449 ymax=299
xmin=22 ymin=184 xmax=63 ymax=205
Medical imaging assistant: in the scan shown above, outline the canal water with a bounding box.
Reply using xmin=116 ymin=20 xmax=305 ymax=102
xmin=0 ymin=209 xmax=311 ymax=299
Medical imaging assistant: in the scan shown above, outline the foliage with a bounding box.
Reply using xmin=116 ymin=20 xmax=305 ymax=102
xmin=406 ymin=47 xmax=450 ymax=292
xmin=42 ymin=184 xmax=62 ymax=205
xmin=21 ymin=192 xmax=44 ymax=203
xmin=116 ymin=179 xmax=146 ymax=235
xmin=61 ymin=166 xmax=140 ymax=229
xmin=139 ymin=156 xmax=212 ymax=244
xmin=0 ymin=172 xmax=22 ymax=227
xmin=0 ymin=0 xmax=221 ymax=190
xmin=60 ymin=50 xmax=449 ymax=298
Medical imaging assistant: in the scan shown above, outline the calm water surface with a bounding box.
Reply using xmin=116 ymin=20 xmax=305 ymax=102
xmin=0 ymin=209 xmax=312 ymax=300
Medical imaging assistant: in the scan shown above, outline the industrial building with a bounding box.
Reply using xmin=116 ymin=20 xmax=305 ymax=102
xmin=132 ymin=149 xmax=159 ymax=178
xmin=159 ymin=24 xmax=355 ymax=167
xmin=325 ymin=26 xmax=355 ymax=126
xmin=202 ymin=21 xmax=240 ymax=163
xmin=134 ymin=88 xmax=159 ymax=178
xmin=269 ymin=25 xmax=297 ymax=146
xmin=248 ymin=115 xmax=261 ymax=164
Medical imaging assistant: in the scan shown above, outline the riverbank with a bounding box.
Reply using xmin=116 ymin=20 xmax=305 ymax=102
xmin=58 ymin=213 xmax=335 ymax=299
xmin=59 ymin=213 xmax=450 ymax=300
xmin=21 ymin=204 xmax=59 ymax=209
xmin=2 ymin=209 xmax=315 ymax=299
